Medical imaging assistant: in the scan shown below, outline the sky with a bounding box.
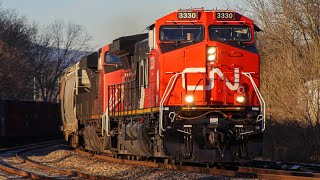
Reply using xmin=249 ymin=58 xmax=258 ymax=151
xmin=2 ymin=0 xmax=235 ymax=48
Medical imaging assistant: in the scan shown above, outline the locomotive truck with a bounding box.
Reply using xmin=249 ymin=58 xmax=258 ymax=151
xmin=60 ymin=8 xmax=264 ymax=162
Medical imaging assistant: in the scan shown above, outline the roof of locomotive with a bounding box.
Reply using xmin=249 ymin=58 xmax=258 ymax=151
xmin=112 ymin=33 xmax=148 ymax=43
xmin=151 ymin=8 xmax=261 ymax=31
xmin=155 ymin=9 xmax=249 ymax=22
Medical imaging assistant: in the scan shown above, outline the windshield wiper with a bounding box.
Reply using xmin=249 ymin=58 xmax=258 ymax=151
xmin=173 ymin=40 xmax=197 ymax=46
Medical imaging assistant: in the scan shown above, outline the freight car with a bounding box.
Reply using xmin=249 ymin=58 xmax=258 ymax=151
xmin=0 ymin=99 xmax=61 ymax=145
xmin=60 ymin=8 xmax=264 ymax=163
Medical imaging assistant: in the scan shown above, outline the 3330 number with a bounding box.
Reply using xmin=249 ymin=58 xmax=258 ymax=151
xmin=177 ymin=12 xmax=197 ymax=19
xmin=216 ymin=12 xmax=234 ymax=19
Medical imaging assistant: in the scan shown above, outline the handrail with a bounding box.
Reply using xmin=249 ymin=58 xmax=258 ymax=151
xmin=159 ymin=72 xmax=184 ymax=137
xmin=242 ymin=72 xmax=266 ymax=131
xmin=102 ymin=85 xmax=123 ymax=136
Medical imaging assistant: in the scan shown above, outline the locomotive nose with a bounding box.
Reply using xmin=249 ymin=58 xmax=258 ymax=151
xmin=204 ymin=43 xmax=245 ymax=106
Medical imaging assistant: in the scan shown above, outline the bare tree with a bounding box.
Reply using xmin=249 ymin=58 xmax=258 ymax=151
xmin=0 ymin=4 xmax=92 ymax=102
xmin=31 ymin=20 xmax=92 ymax=102
xmin=0 ymin=7 xmax=36 ymax=100
xmin=240 ymin=0 xmax=320 ymax=162
xmin=244 ymin=0 xmax=320 ymax=122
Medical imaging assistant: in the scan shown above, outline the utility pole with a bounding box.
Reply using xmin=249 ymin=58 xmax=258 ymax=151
xmin=33 ymin=76 xmax=36 ymax=101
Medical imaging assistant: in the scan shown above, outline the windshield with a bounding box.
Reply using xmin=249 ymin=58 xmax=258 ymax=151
xmin=209 ymin=25 xmax=251 ymax=42
xmin=160 ymin=25 xmax=204 ymax=42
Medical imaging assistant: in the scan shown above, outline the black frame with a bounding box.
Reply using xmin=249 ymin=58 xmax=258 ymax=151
xmin=159 ymin=25 xmax=205 ymax=42
xmin=209 ymin=25 xmax=252 ymax=42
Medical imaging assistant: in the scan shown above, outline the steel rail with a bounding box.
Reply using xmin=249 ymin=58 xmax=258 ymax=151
xmin=75 ymin=148 xmax=320 ymax=180
xmin=0 ymin=140 xmax=63 ymax=179
xmin=0 ymin=140 xmax=116 ymax=179
xmin=75 ymin=149 xmax=241 ymax=177
xmin=15 ymin=143 xmax=117 ymax=179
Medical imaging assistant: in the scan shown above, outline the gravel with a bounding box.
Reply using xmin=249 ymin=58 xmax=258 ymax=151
xmin=24 ymin=145 xmax=233 ymax=179
xmin=0 ymin=148 xmax=72 ymax=179
xmin=1 ymin=144 xmax=254 ymax=179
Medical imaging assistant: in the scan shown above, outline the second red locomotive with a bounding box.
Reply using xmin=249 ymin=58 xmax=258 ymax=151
xmin=60 ymin=8 xmax=264 ymax=162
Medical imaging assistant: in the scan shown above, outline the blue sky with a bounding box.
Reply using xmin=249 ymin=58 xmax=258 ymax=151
xmin=2 ymin=0 xmax=235 ymax=47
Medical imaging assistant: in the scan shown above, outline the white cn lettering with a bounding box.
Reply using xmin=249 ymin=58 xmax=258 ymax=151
xmin=182 ymin=67 xmax=239 ymax=91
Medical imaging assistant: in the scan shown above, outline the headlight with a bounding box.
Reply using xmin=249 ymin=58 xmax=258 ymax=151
xmin=208 ymin=47 xmax=216 ymax=54
xmin=185 ymin=95 xmax=194 ymax=103
xmin=208 ymin=54 xmax=216 ymax=61
xmin=207 ymin=46 xmax=217 ymax=62
xmin=236 ymin=95 xmax=246 ymax=104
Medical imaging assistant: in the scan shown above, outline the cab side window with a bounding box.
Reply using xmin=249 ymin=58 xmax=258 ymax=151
xmin=104 ymin=52 xmax=121 ymax=64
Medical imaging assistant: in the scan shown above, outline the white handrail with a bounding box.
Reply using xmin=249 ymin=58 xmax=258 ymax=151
xmin=159 ymin=73 xmax=183 ymax=137
xmin=102 ymin=86 xmax=123 ymax=136
xmin=242 ymin=72 xmax=266 ymax=131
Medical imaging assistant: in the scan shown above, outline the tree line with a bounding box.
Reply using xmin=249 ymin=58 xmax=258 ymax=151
xmin=0 ymin=6 xmax=92 ymax=102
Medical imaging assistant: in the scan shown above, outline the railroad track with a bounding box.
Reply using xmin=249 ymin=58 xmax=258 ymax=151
xmin=0 ymin=140 xmax=62 ymax=179
xmin=1 ymin=141 xmax=217 ymax=179
xmin=1 ymin=141 xmax=320 ymax=179
xmin=75 ymin=148 xmax=320 ymax=180
xmin=0 ymin=140 xmax=115 ymax=179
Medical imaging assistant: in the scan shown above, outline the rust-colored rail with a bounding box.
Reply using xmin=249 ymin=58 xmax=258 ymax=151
xmin=75 ymin=148 xmax=320 ymax=180
xmin=3 ymin=141 xmax=319 ymax=180
xmin=0 ymin=140 xmax=63 ymax=179
xmin=0 ymin=141 xmax=116 ymax=179
xmin=238 ymin=166 xmax=320 ymax=180
xmin=15 ymin=143 xmax=117 ymax=179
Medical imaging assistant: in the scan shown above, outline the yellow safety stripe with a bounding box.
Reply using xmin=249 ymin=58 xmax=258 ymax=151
xmin=90 ymin=115 xmax=103 ymax=119
xmin=87 ymin=107 xmax=160 ymax=119
xmin=110 ymin=107 xmax=160 ymax=116
xmin=88 ymin=106 xmax=244 ymax=119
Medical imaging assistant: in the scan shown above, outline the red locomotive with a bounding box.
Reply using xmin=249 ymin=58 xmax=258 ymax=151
xmin=60 ymin=8 xmax=264 ymax=162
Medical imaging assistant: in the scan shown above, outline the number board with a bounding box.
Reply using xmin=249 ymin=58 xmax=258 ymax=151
xmin=215 ymin=12 xmax=235 ymax=20
xmin=177 ymin=12 xmax=198 ymax=19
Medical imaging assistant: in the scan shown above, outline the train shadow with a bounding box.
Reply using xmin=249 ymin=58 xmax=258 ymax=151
xmin=263 ymin=119 xmax=320 ymax=163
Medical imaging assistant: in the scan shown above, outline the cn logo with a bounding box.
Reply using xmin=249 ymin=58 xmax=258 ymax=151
xmin=182 ymin=67 xmax=239 ymax=91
